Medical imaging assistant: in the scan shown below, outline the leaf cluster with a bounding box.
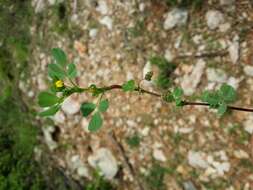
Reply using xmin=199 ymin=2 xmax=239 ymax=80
xmin=81 ymin=99 xmax=109 ymax=132
xmin=163 ymin=87 xmax=184 ymax=106
xmin=201 ymin=84 xmax=236 ymax=116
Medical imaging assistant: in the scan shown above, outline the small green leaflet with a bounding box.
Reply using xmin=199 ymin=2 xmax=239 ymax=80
xmin=38 ymin=91 xmax=60 ymax=107
xmin=98 ymin=99 xmax=109 ymax=112
xmin=173 ymin=87 xmax=184 ymax=106
xmin=48 ymin=63 xmax=66 ymax=79
xmin=173 ymin=87 xmax=183 ymax=99
xmin=201 ymin=91 xmax=220 ymax=107
xmin=39 ymin=104 xmax=60 ymax=117
xmin=88 ymin=112 xmax=103 ymax=132
xmin=51 ymin=48 xmax=67 ymax=67
xmin=122 ymin=80 xmax=135 ymax=92
xmin=67 ymin=63 xmax=77 ymax=78
xmin=81 ymin=102 xmax=96 ymax=117
xmin=218 ymin=84 xmax=236 ymax=103
xmin=217 ymin=102 xmax=227 ymax=116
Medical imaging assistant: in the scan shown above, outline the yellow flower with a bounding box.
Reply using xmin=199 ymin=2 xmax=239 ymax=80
xmin=55 ymin=80 xmax=64 ymax=88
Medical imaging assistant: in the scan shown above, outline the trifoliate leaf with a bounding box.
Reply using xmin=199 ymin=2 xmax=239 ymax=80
xmin=48 ymin=63 xmax=66 ymax=79
xmin=51 ymin=48 xmax=67 ymax=67
xmin=38 ymin=91 xmax=60 ymax=107
xmin=88 ymin=112 xmax=103 ymax=132
xmin=81 ymin=102 xmax=96 ymax=117
xmin=39 ymin=104 xmax=60 ymax=117
xmin=218 ymin=84 xmax=236 ymax=103
xmin=201 ymin=91 xmax=220 ymax=107
xmin=122 ymin=80 xmax=136 ymax=92
xmin=98 ymin=99 xmax=109 ymax=112
xmin=67 ymin=63 xmax=77 ymax=78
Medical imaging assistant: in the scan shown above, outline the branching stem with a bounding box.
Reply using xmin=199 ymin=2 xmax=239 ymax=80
xmin=100 ymin=84 xmax=253 ymax=113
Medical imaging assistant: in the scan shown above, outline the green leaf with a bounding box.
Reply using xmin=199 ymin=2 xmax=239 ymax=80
xmin=98 ymin=99 xmax=109 ymax=112
xmin=201 ymin=91 xmax=220 ymax=107
xmin=39 ymin=105 xmax=60 ymax=117
xmin=67 ymin=63 xmax=77 ymax=78
xmin=88 ymin=112 xmax=103 ymax=132
xmin=173 ymin=87 xmax=183 ymax=98
xmin=122 ymin=80 xmax=136 ymax=92
xmin=38 ymin=91 xmax=60 ymax=107
xmin=81 ymin=102 xmax=96 ymax=117
xmin=217 ymin=102 xmax=227 ymax=116
xmin=48 ymin=63 xmax=66 ymax=79
xmin=163 ymin=93 xmax=174 ymax=102
xmin=51 ymin=48 xmax=67 ymax=67
xmin=219 ymin=84 xmax=236 ymax=103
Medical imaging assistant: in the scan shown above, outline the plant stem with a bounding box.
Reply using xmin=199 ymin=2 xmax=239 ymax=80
xmin=102 ymin=84 xmax=253 ymax=113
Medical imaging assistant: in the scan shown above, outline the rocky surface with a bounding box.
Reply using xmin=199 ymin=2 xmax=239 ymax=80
xmin=25 ymin=0 xmax=253 ymax=189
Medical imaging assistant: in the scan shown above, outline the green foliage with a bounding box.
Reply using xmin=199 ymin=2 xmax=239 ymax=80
xmin=88 ymin=112 xmax=103 ymax=132
xmin=145 ymin=164 xmax=169 ymax=190
xmin=126 ymin=134 xmax=141 ymax=148
xmin=38 ymin=91 xmax=60 ymax=107
xmin=39 ymin=104 xmax=61 ymax=117
xmin=81 ymin=103 xmax=96 ymax=117
xmin=48 ymin=63 xmax=66 ymax=79
xmin=67 ymin=63 xmax=77 ymax=78
xmin=98 ymin=99 xmax=109 ymax=112
xmin=122 ymin=80 xmax=136 ymax=92
xmin=201 ymin=84 xmax=236 ymax=116
xmin=163 ymin=87 xmax=184 ymax=106
xmin=51 ymin=48 xmax=67 ymax=67
xmin=149 ymin=56 xmax=176 ymax=89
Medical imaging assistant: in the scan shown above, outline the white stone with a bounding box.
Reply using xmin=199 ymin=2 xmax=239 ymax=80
xmin=89 ymin=28 xmax=98 ymax=38
xmin=227 ymin=77 xmax=242 ymax=90
xmin=140 ymin=127 xmax=150 ymax=137
xmin=181 ymin=59 xmax=206 ymax=96
xmin=219 ymin=22 xmax=231 ymax=32
xmin=153 ymin=149 xmax=166 ymax=162
xmin=77 ymin=166 xmax=90 ymax=178
xmin=233 ymin=150 xmax=249 ymax=159
xmin=139 ymin=3 xmax=145 ymax=12
xmin=100 ymin=16 xmax=113 ymax=30
xmin=53 ymin=111 xmax=65 ymax=124
xmin=177 ymin=127 xmax=194 ymax=134
xmin=243 ymin=115 xmax=253 ymax=134
xmin=188 ymin=151 xmax=209 ymax=169
xmin=215 ymin=162 xmax=230 ymax=176
xmin=193 ymin=35 xmax=202 ymax=45
xmin=48 ymin=0 xmax=64 ymax=5
xmin=206 ymin=68 xmax=227 ymax=83
xmin=62 ymin=97 xmax=80 ymax=115
xmin=228 ymin=40 xmax=239 ymax=64
xmin=96 ymin=0 xmax=108 ymax=15
xmin=42 ymin=126 xmax=58 ymax=151
xmin=206 ymin=10 xmax=224 ymax=30
xmin=243 ymin=65 xmax=253 ymax=77
xmin=88 ymin=148 xmax=118 ymax=180
xmin=163 ymin=8 xmax=188 ymax=30
xmin=81 ymin=118 xmax=89 ymax=132
xmin=164 ymin=49 xmax=174 ymax=62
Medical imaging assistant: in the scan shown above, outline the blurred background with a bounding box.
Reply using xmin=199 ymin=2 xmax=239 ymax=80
xmin=1 ymin=0 xmax=253 ymax=189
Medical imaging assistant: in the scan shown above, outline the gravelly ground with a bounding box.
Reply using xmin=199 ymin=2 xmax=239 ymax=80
xmin=21 ymin=0 xmax=253 ymax=189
